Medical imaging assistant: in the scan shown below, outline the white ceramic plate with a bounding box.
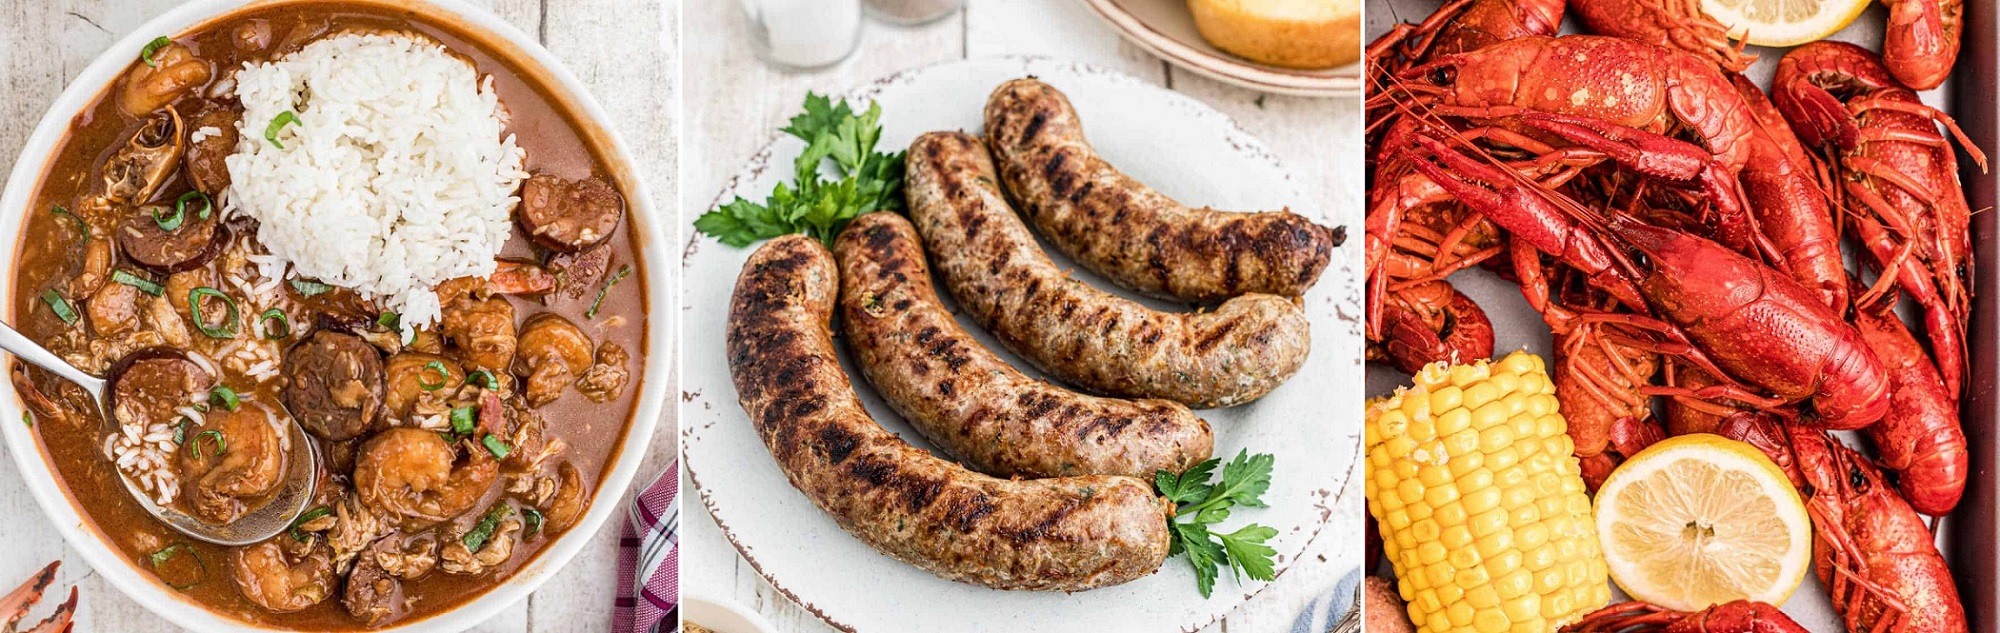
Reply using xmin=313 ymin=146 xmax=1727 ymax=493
xmin=682 ymin=56 xmax=1361 ymax=633
xmin=682 ymin=596 xmax=781 ymax=633
xmin=1076 ymin=0 xmax=1361 ymax=97
xmin=0 ymin=1 xmax=671 ymax=631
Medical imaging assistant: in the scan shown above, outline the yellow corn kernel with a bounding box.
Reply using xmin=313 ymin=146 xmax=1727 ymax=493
xmin=1366 ymin=352 xmax=1609 ymax=632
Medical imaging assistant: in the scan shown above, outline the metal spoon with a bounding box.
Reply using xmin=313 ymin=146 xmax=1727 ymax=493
xmin=0 ymin=323 xmax=317 ymax=546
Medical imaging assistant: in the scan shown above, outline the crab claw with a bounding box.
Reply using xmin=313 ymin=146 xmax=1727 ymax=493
xmin=15 ymin=587 xmax=75 ymax=633
xmin=1 ymin=562 xmax=72 ymax=633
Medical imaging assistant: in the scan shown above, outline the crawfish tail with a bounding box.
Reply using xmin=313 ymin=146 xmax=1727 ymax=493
xmin=1881 ymin=0 xmax=1962 ymax=90
xmin=1854 ymin=307 xmax=1967 ymax=516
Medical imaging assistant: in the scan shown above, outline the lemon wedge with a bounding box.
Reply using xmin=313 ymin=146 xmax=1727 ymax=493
xmin=1593 ymin=434 xmax=1812 ymax=612
xmin=1702 ymin=0 xmax=1870 ymax=47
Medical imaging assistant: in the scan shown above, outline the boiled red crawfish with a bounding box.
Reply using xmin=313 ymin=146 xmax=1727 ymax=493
xmin=1560 ymin=600 xmax=1807 ymax=633
xmin=1853 ymin=292 xmax=1967 ymax=516
xmin=1367 ymin=279 xmax=1494 ymax=374
xmin=1717 ymin=415 xmax=1967 ymax=633
xmin=1565 ymin=0 xmax=1753 ymax=73
xmin=1774 ymin=40 xmax=1986 ymax=396
xmin=1881 ymin=0 xmax=1964 ymax=90
xmin=1559 ymin=0 xmax=1960 ymax=90
xmin=1391 ymin=35 xmax=1849 ymax=313
xmin=1395 ymin=125 xmax=1891 ymax=431
xmin=1363 ymin=0 xmax=1564 ymax=371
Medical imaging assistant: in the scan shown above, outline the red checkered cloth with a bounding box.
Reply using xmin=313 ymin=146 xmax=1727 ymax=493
xmin=615 ymin=459 xmax=679 ymax=633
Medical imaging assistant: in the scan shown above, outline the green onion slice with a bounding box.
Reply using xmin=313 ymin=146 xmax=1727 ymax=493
xmin=140 ymin=36 xmax=172 ymax=68
xmin=259 ymin=309 xmax=289 ymax=340
xmin=522 ymin=507 xmax=545 ymax=539
xmin=173 ymin=417 xmax=190 ymax=445
xmin=467 ymin=370 xmax=498 ymax=390
xmin=188 ymin=287 xmax=238 ymax=338
xmin=209 ymin=386 xmax=240 ymax=412
xmin=288 ymin=506 xmax=333 ymax=543
xmin=51 ymin=205 xmax=88 ymax=239
xmin=419 ymin=361 xmax=450 ymax=391
xmin=463 ymin=505 xmax=513 ymax=552
xmin=112 ymin=269 xmax=164 ymax=296
xmin=481 ymin=434 xmax=511 ymax=460
xmin=147 ymin=543 xmax=205 ymax=590
xmin=151 ymin=204 xmax=183 ymax=232
xmin=377 ymin=311 xmax=401 ymax=332
xmin=288 ymin=278 xmax=334 ymax=297
xmin=40 ymin=289 xmax=76 ymax=325
xmin=22 ymin=412 xmax=32 ymax=428
xmin=189 ymin=430 xmax=226 ymax=459
xmin=265 ymin=111 xmax=300 ymax=149
xmin=450 ymin=406 xmax=477 ymax=435
xmin=176 ymin=190 xmax=212 ymax=221
xmin=587 ymin=265 xmax=632 ymax=320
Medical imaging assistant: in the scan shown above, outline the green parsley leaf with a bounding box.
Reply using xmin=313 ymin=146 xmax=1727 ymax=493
xmin=1218 ymin=524 xmax=1279 ymax=582
xmin=1156 ymin=450 xmax=1279 ymax=598
xmin=694 ymin=92 xmax=908 ymax=248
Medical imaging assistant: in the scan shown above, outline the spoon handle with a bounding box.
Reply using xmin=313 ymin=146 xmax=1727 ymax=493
xmin=0 ymin=320 xmax=104 ymax=396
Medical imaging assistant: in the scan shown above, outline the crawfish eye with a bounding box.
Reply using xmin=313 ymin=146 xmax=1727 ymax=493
xmin=1428 ymin=67 xmax=1453 ymax=85
xmin=1628 ymin=250 xmax=1652 ymax=271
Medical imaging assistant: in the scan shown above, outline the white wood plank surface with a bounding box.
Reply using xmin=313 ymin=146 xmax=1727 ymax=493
xmin=0 ymin=1 xmax=681 ymax=631
xmin=679 ymin=2 xmax=1363 ymax=632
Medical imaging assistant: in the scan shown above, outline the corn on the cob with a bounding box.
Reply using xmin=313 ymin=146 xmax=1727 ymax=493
xmin=1366 ymin=352 xmax=1609 ymax=633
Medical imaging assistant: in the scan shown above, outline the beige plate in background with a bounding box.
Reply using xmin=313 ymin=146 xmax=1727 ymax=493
xmin=1076 ymin=0 xmax=1361 ymax=97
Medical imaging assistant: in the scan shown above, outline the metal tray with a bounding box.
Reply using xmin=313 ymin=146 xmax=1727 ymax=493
xmin=1363 ymin=1 xmax=1995 ymax=629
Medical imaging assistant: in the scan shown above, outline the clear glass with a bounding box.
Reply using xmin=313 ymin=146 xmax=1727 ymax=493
xmin=740 ymin=0 xmax=863 ymax=70
xmin=864 ymin=0 xmax=964 ymax=26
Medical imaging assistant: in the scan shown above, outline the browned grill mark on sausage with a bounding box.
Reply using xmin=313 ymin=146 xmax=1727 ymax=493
xmin=983 ymin=78 xmax=1335 ymax=303
xmin=904 ymin=132 xmax=1312 ymax=408
xmin=728 ymin=235 xmax=1172 ymax=591
xmin=832 ymin=212 xmax=1213 ymax=479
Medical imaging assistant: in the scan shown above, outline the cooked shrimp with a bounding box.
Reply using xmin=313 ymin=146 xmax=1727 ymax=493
xmin=66 ymin=235 xmax=116 ymax=299
xmin=231 ymin=538 xmax=335 ymax=613
xmin=177 ymin=403 xmax=286 ymax=524
xmin=439 ymin=295 xmax=516 ymax=373
xmin=354 ymin=428 xmax=497 ymax=528
xmin=383 ymin=352 xmax=463 ymax=419
xmin=119 ymin=42 xmax=211 ymax=118
xmin=513 ymin=314 xmax=592 ymax=407
xmin=543 ymin=462 xmax=587 ymax=533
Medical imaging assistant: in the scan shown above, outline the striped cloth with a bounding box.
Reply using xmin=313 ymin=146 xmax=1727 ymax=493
xmin=615 ymin=459 xmax=680 ymax=633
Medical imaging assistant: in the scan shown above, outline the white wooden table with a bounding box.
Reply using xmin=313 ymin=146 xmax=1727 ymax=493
xmin=0 ymin=1 xmax=681 ymax=631
xmin=679 ymin=2 xmax=1364 ymax=631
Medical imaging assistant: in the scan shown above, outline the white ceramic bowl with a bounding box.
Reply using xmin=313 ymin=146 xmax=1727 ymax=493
xmin=681 ymin=596 xmax=779 ymax=633
xmin=0 ymin=1 xmax=671 ymax=631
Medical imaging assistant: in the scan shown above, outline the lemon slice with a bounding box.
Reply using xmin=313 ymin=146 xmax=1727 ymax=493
xmin=1593 ymin=434 xmax=1812 ymax=612
xmin=1701 ymin=0 xmax=1870 ymax=47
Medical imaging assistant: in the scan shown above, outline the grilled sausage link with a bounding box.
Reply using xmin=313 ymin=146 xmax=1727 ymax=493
xmin=727 ymin=235 xmax=1171 ymax=591
xmin=834 ymin=212 xmax=1215 ymax=478
xmin=984 ymin=77 xmax=1335 ymax=302
xmin=906 ymin=131 xmax=1311 ymax=408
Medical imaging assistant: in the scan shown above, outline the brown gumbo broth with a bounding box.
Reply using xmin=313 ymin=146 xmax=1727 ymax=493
xmin=11 ymin=3 xmax=645 ymax=629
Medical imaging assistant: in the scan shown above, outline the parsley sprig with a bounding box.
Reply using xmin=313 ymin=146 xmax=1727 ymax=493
xmin=695 ymin=93 xmax=906 ymax=247
xmin=1156 ymin=450 xmax=1279 ymax=598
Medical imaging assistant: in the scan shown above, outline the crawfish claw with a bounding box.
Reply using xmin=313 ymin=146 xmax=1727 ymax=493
xmin=1779 ymin=80 xmax=1861 ymax=151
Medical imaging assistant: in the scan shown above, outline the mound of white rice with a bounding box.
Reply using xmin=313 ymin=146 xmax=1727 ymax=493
xmin=225 ymin=32 xmax=527 ymax=331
